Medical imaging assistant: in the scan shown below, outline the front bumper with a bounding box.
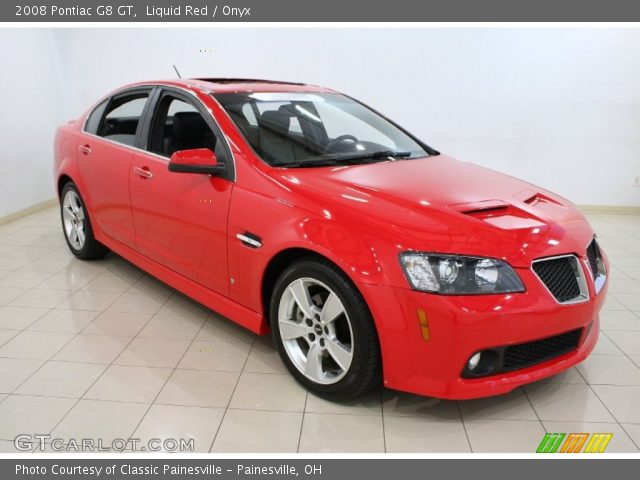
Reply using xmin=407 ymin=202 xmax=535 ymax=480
xmin=359 ymin=265 xmax=607 ymax=400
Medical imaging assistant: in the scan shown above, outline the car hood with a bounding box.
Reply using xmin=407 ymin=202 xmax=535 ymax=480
xmin=273 ymin=155 xmax=594 ymax=267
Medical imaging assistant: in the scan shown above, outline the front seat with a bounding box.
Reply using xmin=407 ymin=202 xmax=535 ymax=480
xmin=165 ymin=111 xmax=216 ymax=156
xmin=257 ymin=109 xmax=293 ymax=163
xmin=257 ymin=106 xmax=308 ymax=164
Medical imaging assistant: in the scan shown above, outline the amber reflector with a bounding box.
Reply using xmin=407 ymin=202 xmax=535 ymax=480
xmin=416 ymin=308 xmax=430 ymax=341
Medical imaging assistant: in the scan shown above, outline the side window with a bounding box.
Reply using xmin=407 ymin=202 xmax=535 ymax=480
xmin=84 ymin=100 xmax=108 ymax=135
xmin=96 ymin=92 xmax=149 ymax=146
xmin=147 ymin=95 xmax=219 ymax=158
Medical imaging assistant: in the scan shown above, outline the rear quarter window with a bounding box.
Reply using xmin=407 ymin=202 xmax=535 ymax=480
xmin=84 ymin=100 xmax=108 ymax=135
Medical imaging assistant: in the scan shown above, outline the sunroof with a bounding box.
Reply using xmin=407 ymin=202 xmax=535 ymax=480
xmin=195 ymin=78 xmax=305 ymax=86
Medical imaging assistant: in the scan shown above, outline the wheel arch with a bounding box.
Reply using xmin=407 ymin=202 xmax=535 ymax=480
xmin=262 ymin=245 xmax=384 ymax=399
xmin=261 ymin=247 xmax=363 ymax=325
xmin=57 ymin=174 xmax=73 ymax=197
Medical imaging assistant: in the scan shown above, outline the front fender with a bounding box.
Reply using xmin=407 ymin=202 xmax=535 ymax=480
xmin=227 ymin=185 xmax=388 ymax=315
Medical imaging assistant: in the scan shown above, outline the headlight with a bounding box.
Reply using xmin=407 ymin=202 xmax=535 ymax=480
xmin=399 ymin=253 xmax=525 ymax=294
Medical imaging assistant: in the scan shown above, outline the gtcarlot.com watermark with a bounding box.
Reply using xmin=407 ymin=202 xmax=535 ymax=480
xmin=14 ymin=435 xmax=194 ymax=452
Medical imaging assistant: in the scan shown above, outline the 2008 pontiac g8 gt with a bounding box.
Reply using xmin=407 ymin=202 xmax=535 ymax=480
xmin=54 ymin=78 xmax=607 ymax=400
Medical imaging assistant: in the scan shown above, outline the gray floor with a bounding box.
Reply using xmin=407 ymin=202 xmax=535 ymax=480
xmin=1 ymin=207 xmax=640 ymax=453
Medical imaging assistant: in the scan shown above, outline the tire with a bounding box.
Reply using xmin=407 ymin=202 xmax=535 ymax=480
xmin=60 ymin=182 xmax=109 ymax=260
xmin=270 ymin=258 xmax=381 ymax=400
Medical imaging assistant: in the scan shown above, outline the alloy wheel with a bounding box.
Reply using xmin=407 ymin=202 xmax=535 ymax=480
xmin=62 ymin=189 xmax=86 ymax=250
xmin=277 ymin=277 xmax=354 ymax=385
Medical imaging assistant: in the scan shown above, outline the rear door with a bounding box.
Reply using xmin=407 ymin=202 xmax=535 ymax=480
xmin=77 ymin=88 xmax=153 ymax=249
xmin=129 ymin=88 xmax=234 ymax=296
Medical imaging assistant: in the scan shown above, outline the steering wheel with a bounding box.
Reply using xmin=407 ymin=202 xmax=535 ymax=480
xmin=324 ymin=134 xmax=359 ymax=153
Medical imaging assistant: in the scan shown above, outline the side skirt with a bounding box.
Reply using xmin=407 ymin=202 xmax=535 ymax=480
xmin=95 ymin=230 xmax=268 ymax=335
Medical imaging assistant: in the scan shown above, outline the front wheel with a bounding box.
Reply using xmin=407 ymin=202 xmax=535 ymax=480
xmin=60 ymin=182 xmax=109 ymax=260
xmin=270 ymin=259 xmax=381 ymax=400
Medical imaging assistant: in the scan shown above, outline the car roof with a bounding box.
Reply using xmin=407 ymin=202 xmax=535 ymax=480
xmin=126 ymin=78 xmax=337 ymax=95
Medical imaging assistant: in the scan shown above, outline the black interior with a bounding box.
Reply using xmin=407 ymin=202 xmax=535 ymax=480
xmin=256 ymin=107 xmax=311 ymax=163
xmin=148 ymin=96 xmax=222 ymax=161
xmin=227 ymin=102 xmax=334 ymax=164
xmin=98 ymin=116 xmax=140 ymax=146
xmin=90 ymin=90 xmax=230 ymax=177
xmin=223 ymin=99 xmax=394 ymax=165
xmin=164 ymin=112 xmax=217 ymax=156
xmin=97 ymin=93 xmax=149 ymax=146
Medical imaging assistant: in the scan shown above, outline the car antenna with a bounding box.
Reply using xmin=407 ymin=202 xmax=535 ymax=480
xmin=172 ymin=65 xmax=182 ymax=79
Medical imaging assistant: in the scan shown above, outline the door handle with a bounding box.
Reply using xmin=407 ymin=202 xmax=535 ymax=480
xmin=78 ymin=144 xmax=92 ymax=155
xmin=133 ymin=166 xmax=153 ymax=179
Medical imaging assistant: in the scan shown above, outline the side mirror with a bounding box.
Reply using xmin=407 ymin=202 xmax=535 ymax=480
xmin=168 ymin=148 xmax=225 ymax=175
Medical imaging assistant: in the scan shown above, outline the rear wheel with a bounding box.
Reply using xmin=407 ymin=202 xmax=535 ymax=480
xmin=270 ymin=259 xmax=381 ymax=400
xmin=60 ymin=183 xmax=109 ymax=260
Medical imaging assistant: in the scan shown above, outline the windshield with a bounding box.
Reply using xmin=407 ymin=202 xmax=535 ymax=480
xmin=214 ymin=92 xmax=435 ymax=167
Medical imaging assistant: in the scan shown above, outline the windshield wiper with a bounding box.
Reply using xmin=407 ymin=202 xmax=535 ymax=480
xmin=332 ymin=150 xmax=412 ymax=163
xmin=277 ymin=151 xmax=413 ymax=168
xmin=274 ymin=158 xmax=342 ymax=168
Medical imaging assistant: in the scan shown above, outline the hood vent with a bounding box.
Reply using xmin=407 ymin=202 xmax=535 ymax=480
xmin=461 ymin=205 xmax=509 ymax=217
xmin=453 ymin=200 xmax=510 ymax=218
xmin=523 ymin=193 xmax=561 ymax=207
xmin=452 ymin=199 xmax=547 ymax=230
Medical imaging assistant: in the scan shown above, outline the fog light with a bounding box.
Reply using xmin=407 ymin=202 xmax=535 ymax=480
xmin=468 ymin=352 xmax=482 ymax=371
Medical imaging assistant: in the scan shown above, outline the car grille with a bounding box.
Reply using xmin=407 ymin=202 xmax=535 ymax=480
xmin=532 ymin=256 xmax=583 ymax=303
xmin=503 ymin=328 xmax=583 ymax=371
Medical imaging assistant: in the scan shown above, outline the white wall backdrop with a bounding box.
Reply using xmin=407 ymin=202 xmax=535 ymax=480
xmin=0 ymin=29 xmax=68 ymax=218
xmin=2 ymin=28 xmax=639 ymax=218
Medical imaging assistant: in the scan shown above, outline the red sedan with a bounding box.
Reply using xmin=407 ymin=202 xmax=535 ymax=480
xmin=54 ymin=78 xmax=607 ymax=400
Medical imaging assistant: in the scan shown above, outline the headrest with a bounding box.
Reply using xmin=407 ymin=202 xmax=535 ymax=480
xmin=172 ymin=112 xmax=207 ymax=142
xmin=259 ymin=108 xmax=292 ymax=133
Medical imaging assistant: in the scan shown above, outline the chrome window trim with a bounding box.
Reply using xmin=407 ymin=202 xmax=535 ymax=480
xmin=80 ymin=83 xmax=236 ymax=182
xmin=531 ymin=254 xmax=590 ymax=305
xmin=81 ymin=131 xmax=168 ymax=161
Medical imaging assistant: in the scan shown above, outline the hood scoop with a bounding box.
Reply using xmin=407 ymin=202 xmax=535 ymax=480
xmin=451 ymin=199 xmax=546 ymax=230
xmin=453 ymin=200 xmax=511 ymax=218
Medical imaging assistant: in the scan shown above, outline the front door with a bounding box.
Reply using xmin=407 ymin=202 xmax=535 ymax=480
xmin=129 ymin=90 xmax=234 ymax=296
